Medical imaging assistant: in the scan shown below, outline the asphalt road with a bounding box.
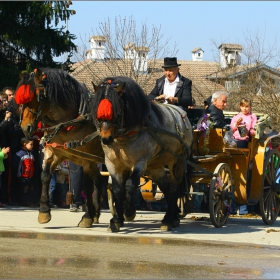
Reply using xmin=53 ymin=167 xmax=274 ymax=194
xmin=0 ymin=207 xmax=280 ymax=279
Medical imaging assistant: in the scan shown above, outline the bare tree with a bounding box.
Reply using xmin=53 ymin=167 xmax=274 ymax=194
xmin=211 ymin=30 xmax=280 ymax=130
xmin=71 ymin=16 xmax=178 ymax=92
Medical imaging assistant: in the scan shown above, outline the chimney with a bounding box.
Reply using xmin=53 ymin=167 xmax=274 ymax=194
xmin=219 ymin=43 xmax=242 ymax=69
xmin=191 ymin=47 xmax=204 ymax=61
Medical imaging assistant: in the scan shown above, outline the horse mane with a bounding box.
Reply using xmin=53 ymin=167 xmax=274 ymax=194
xmin=16 ymin=68 xmax=88 ymax=111
xmin=93 ymin=76 xmax=164 ymax=130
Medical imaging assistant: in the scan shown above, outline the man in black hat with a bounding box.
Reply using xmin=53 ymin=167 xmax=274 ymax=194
xmin=148 ymin=57 xmax=193 ymax=110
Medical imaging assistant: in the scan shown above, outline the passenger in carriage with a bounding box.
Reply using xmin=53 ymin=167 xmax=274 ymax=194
xmin=148 ymin=57 xmax=193 ymax=110
xmin=230 ymin=98 xmax=257 ymax=148
xmin=205 ymin=91 xmax=228 ymax=128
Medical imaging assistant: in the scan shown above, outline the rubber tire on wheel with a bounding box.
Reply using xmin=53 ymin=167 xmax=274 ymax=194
xmin=209 ymin=163 xmax=233 ymax=228
xmin=259 ymin=149 xmax=280 ymax=225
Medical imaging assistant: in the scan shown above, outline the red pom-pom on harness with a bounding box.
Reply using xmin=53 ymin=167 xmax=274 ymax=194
xmin=15 ymin=85 xmax=34 ymax=104
xmin=97 ymin=99 xmax=113 ymax=120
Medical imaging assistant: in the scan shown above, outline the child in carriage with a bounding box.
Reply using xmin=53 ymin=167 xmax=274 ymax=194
xmin=230 ymin=98 xmax=257 ymax=148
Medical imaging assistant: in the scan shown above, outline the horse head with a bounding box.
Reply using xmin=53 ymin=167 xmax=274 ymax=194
xmin=14 ymin=68 xmax=48 ymax=137
xmin=93 ymin=76 xmax=151 ymax=145
xmin=15 ymin=67 xmax=84 ymax=138
xmin=93 ymin=77 xmax=126 ymax=145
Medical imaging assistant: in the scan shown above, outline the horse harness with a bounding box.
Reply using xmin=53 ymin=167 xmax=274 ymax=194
xmin=19 ymin=73 xmax=47 ymax=127
xmin=24 ymin=71 xmax=99 ymax=150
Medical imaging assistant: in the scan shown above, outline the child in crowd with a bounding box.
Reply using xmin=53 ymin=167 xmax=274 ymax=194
xmin=12 ymin=137 xmax=36 ymax=207
xmin=0 ymin=146 xmax=10 ymax=207
xmin=230 ymin=98 xmax=257 ymax=148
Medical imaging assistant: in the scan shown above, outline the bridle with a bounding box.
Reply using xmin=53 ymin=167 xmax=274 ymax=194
xmin=19 ymin=71 xmax=47 ymax=129
xmin=94 ymin=79 xmax=126 ymax=137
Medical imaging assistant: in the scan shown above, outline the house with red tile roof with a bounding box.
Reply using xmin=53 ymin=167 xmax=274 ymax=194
xmin=71 ymin=39 xmax=280 ymax=114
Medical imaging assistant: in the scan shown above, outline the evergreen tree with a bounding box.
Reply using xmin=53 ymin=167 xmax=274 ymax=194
xmin=0 ymin=1 xmax=77 ymax=89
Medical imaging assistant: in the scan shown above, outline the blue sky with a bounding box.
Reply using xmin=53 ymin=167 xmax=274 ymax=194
xmin=57 ymin=1 xmax=280 ymax=64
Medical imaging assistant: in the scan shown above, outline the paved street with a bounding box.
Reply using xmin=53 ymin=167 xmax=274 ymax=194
xmin=0 ymin=206 xmax=280 ymax=247
xmin=1 ymin=207 xmax=280 ymax=279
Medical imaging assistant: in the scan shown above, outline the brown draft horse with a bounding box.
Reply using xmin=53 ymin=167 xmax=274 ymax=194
xmin=92 ymin=76 xmax=193 ymax=232
xmin=13 ymin=68 xmax=104 ymax=228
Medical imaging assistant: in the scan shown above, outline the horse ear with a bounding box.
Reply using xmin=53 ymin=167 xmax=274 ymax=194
xmin=34 ymin=68 xmax=43 ymax=84
xmin=92 ymin=81 xmax=99 ymax=92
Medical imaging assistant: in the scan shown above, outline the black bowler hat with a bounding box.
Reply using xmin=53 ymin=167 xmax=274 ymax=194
xmin=162 ymin=57 xmax=181 ymax=68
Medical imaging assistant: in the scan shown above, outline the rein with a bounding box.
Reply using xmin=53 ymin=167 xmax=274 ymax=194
xmin=21 ymin=71 xmax=96 ymax=149
xmin=144 ymin=125 xmax=213 ymax=176
xmin=38 ymin=77 xmax=93 ymax=146
xmin=39 ymin=114 xmax=90 ymax=142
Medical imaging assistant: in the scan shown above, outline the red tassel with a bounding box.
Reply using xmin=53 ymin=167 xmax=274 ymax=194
xmin=15 ymin=85 xmax=35 ymax=104
xmin=97 ymin=99 xmax=113 ymax=120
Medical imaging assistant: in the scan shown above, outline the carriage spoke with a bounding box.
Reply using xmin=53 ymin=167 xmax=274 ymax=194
xmin=209 ymin=163 xmax=233 ymax=228
xmin=260 ymin=149 xmax=280 ymax=225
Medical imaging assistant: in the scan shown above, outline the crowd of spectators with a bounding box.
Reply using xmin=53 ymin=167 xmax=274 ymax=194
xmin=0 ymin=87 xmax=86 ymax=210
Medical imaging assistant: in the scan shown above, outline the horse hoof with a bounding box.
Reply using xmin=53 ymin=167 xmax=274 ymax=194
xmin=124 ymin=211 xmax=136 ymax=221
xmin=107 ymin=222 xmax=120 ymax=232
xmin=38 ymin=212 xmax=51 ymax=224
xmin=93 ymin=217 xmax=99 ymax=224
xmin=160 ymin=223 xmax=172 ymax=231
xmin=172 ymin=220 xmax=180 ymax=228
xmin=78 ymin=217 xmax=93 ymax=228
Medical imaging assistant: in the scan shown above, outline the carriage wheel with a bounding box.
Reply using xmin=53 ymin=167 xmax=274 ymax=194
xmin=259 ymin=149 xmax=280 ymax=225
xmin=209 ymin=163 xmax=233 ymax=228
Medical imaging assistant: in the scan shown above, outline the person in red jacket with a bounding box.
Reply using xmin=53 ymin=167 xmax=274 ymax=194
xmin=12 ymin=137 xmax=36 ymax=207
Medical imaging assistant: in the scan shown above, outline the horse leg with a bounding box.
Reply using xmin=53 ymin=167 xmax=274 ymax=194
xmin=38 ymin=162 xmax=52 ymax=224
xmin=160 ymin=186 xmax=179 ymax=231
xmin=123 ymin=169 xmax=138 ymax=221
xmin=108 ymin=176 xmax=125 ymax=232
xmin=78 ymin=164 xmax=102 ymax=228
xmin=151 ymin=169 xmax=174 ymax=231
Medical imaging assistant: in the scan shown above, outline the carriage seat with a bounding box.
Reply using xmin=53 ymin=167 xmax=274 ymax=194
xmin=193 ymin=128 xmax=226 ymax=156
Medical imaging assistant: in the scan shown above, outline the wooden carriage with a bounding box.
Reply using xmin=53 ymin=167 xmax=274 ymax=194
xmin=139 ymin=111 xmax=280 ymax=228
